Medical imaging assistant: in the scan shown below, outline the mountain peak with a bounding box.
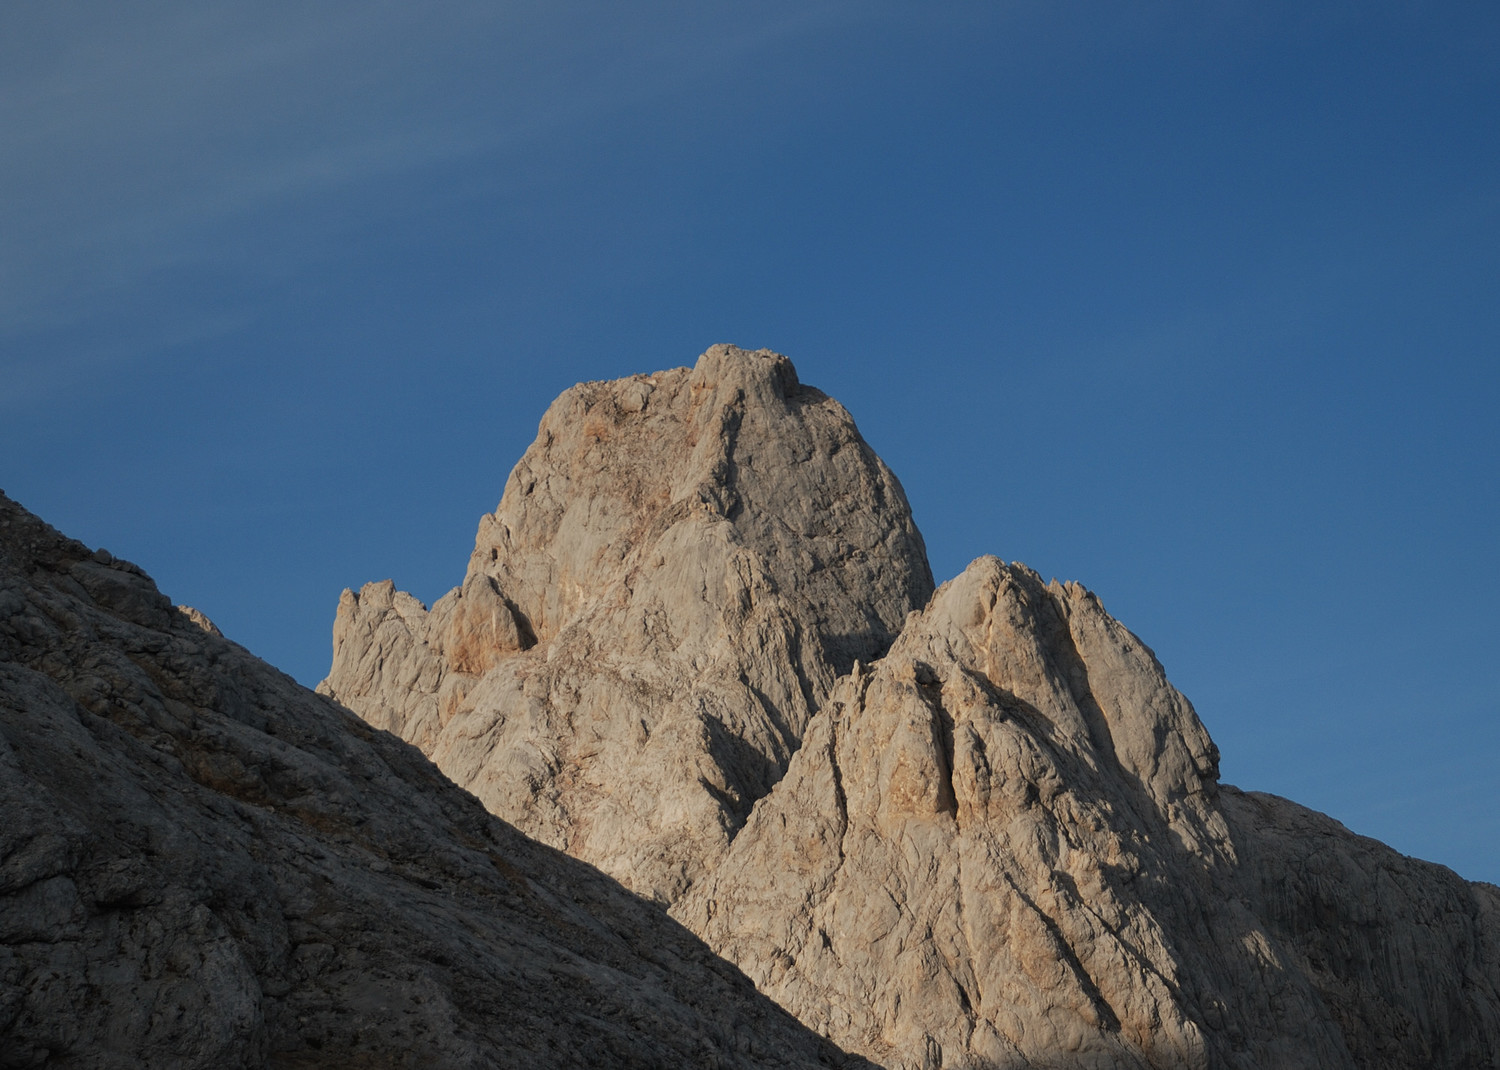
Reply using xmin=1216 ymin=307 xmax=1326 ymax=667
xmin=322 ymin=346 xmax=933 ymax=902
xmin=323 ymin=347 xmax=1500 ymax=1069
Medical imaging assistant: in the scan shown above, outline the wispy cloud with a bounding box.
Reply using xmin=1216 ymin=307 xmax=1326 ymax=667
xmin=0 ymin=1 xmax=873 ymax=393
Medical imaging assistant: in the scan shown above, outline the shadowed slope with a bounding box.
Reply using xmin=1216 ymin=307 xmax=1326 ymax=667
xmin=0 ymin=490 xmax=864 ymax=1069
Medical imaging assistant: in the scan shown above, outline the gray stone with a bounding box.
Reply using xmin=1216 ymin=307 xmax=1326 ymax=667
xmin=320 ymin=345 xmax=934 ymax=902
xmin=675 ymin=557 xmax=1500 ymax=1069
xmin=265 ymin=341 xmax=1500 ymax=1067
xmin=0 ymin=490 xmax=863 ymax=1069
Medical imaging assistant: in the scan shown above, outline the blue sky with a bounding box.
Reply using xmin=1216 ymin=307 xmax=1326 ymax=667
xmin=3 ymin=2 xmax=1497 ymax=882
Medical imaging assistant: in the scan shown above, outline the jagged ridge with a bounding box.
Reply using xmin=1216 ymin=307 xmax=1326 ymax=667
xmin=325 ymin=346 xmax=1500 ymax=1070
xmin=320 ymin=345 xmax=933 ymax=903
xmin=678 ymin=556 xmax=1500 ymax=1068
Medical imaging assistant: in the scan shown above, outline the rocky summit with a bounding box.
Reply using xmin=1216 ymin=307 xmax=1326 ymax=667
xmin=4 ymin=344 xmax=1499 ymax=1069
xmin=324 ymin=346 xmax=1500 ymax=1069
xmin=320 ymin=345 xmax=933 ymax=904
xmin=676 ymin=557 xmax=1500 ymax=1068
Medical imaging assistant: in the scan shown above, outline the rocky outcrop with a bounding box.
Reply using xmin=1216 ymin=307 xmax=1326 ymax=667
xmin=0 ymin=491 xmax=863 ymax=1069
xmin=316 ymin=344 xmax=1500 ymax=1068
xmin=1222 ymin=787 xmax=1500 ymax=1069
xmin=320 ymin=345 xmax=933 ymax=902
xmin=674 ymin=557 xmax=1500 ymax=1069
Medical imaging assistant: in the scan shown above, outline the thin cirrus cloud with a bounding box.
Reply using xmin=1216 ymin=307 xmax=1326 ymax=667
xmin=0 ymin=1 xmax=869 ymax=373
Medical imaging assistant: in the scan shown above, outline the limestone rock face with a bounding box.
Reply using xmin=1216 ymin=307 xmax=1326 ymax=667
xmin=1221 ymin=788 xmax=1500 ymax=1070
xmin=320 ymin=345 xmax=934 ymax=902
xmin=0 ymin=491 xmax=863 ymax=1069
xmin=315 ymin=345 xmax=1500 ymax=1068
xmin=675 ymin=558 xmax=1500 ymax=1069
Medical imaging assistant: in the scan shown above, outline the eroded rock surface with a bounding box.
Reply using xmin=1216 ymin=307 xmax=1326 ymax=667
xmin=1222 ymin=787 xmax=1500 ymax=1070
xmin=0 ymin=491 xmax=863 ymax=1069
xmin=317 ymin=345 xmax=1500 ymax=1068
xmin=320 ymin=345 xmax=933 ymax=902
xmin=675 ymin=558 xmax=1500 ymax=1069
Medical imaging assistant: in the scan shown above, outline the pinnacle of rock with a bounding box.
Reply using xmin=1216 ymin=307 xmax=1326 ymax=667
xmin=322 ymin=345 xmax=1500 ymax=1068
xmin=674 ymin=557 xmax=1500 ymax=1068
xmin=176 ymin=603 xmax=222 ymax=635
xmin=20 ymin=342 xmax=1493 ymax=1070
xmin=321 ymin=344 xmax=934 ymax=902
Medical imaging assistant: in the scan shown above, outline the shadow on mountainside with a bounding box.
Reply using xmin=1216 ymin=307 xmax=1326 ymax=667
xmin=0 ymin=489 xmax=871 ymax=1070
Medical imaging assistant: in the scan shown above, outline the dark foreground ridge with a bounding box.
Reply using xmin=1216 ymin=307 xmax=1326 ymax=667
xmin=0 ymin=489 xmax=864 ymax=1069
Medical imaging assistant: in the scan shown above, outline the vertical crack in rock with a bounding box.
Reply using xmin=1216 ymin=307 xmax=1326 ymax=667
xmin=1002 ymin=871 xmax=1124 ymax=1035
xmin=825 ymin=704 xmax=850 ymax=873
xmin=913 ymin=660 xmax=957 ymax=818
